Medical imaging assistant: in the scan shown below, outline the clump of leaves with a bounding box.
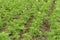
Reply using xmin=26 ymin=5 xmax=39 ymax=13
xmin=0 ymin=32 xmax=11 ymax=40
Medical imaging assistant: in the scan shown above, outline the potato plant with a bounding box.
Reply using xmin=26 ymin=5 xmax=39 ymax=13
xmin=0 ymin=0 xmax=60 ymax=40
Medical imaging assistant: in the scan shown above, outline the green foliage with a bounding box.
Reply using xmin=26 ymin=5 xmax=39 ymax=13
xmin=0 ymin=32 xmax=11 ymax=40
xmin=0 ymin=18 xmax=3 ymax=29
xmin=0 ymin=0 xmax=60 ymax=40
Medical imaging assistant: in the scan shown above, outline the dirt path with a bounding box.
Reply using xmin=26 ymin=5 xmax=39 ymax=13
xmin=24 ymin=15 xmax=35 ymax=33
xmin=41 ymin=0 xmax=56 ymax=40
xmin=19 ymin=15 xmax=35 ymax=40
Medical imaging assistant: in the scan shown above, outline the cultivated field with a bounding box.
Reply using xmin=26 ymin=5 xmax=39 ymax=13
xmin=0 ymin=0 xmax=60 ymax=40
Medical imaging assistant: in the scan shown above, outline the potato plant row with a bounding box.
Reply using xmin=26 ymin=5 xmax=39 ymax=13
xmin=0 ymin=0 xmax=60 ymax=40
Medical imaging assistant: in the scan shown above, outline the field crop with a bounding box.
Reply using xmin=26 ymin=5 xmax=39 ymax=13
xmin=0 ymin=0 xmax=60 ymax=40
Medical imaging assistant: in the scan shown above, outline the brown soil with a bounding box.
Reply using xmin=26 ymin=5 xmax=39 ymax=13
xmin=41 ymin=0 xmax=56 ymax=40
